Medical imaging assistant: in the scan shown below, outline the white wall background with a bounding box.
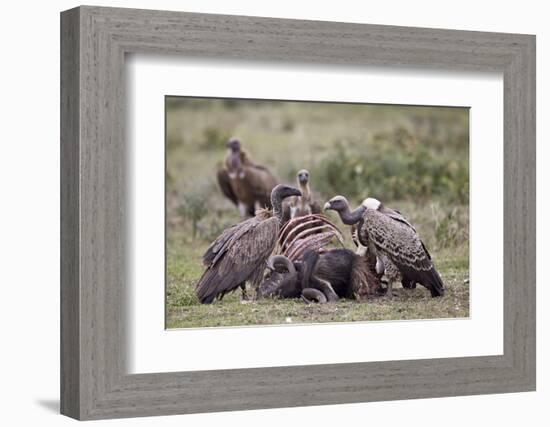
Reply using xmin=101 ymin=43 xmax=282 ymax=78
xmin=0 ymin=0 xmax=546 ymax=425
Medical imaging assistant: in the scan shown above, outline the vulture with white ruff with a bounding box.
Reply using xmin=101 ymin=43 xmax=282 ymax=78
xmin=351 ymin=225 xmax=416 ymax=292
xmin=217 ymin=137 xmax=277 ymax=217
xmin=324 ymin=196 xmax=444 ymax=298
xmin=196 ymin=184 xmax=301 ymax=304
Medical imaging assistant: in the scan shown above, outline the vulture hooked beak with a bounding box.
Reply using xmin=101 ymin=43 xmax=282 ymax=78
xmin=323 ymin=201 xmax=331 ymax=211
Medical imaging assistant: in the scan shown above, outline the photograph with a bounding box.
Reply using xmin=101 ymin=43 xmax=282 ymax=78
xmin=165 ymin=97 xmax=470 ymax=328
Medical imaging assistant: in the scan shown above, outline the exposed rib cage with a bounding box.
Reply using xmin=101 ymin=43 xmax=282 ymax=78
xmin=276 ymin=214 xmax=344 ymax=261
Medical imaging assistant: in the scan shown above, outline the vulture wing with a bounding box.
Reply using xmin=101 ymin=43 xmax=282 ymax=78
xmin=361 ymin=210 xmax=444 ymax=296
xmin=379 ymin=205 xmax=416 ymax=231
xmin=196 ymin=215 xmax=280 ymax=303
xmin=245 ymin=165 xmax=277 ymax=209
xmin=216 ymin=168 xmax=238 ymax=206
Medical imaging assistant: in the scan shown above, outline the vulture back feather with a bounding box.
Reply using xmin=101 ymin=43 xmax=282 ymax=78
xmin=360 ymin=208 xmax=444 ymax=297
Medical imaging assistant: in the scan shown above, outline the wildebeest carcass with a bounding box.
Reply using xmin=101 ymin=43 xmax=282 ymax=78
xmin=257 ymin=254 xmax=328 ymax=303
xmin=258 ymin=248 xmax=381 ymax=303
xmin=276 ymin=213 xmax=345 ymax=261
xmin=257 ymin=213 xmax=381 ymax=303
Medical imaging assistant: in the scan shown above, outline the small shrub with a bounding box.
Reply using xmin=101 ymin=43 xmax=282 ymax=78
xmin=433 ymin=206 xmax=469 ymax=249
xmin=312 ymin=129 xmax=469 ymax=205
xmin=197 ymin=215 xmax=236 ymax=242
xmin=200 ymin=127 xmax=229 ymax=151
xmin=177 ymin=190 xmax=209 ymax=239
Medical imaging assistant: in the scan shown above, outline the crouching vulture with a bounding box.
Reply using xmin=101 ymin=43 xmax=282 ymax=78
xmin=217 ymin=137 xmax=278 ymax=217
xmin=195 ymin=184 xmax=301 ymax=304
xmin=324 ymin=196 xmax=444 ymax=298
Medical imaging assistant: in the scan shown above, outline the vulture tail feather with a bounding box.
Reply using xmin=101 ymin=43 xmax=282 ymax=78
xmin=415 ymin=267 xmax=444 ymax=297
xmin=426 ymin=267 xmax=445 ymax=297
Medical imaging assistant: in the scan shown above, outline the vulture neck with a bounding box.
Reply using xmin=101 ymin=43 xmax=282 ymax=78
xmin=299 ymin=182 xmax=311 ymax=209
xmin=339 ymin=205 xmax=366 ymax=225
xmin=271 ymin=195 xmax=285 ymax=224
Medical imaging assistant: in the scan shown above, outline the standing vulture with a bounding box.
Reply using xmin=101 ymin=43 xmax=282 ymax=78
xmin=282 ymin=169 xmax=321 ymax=222
xmin=324 ymin=196 xmax=444 ymax=298
xmin=217 ymin=137 xmax=278 ymax=217
xmin=195 ymin=184 xmax=301 ymax=303
xmin=351 ymin=225 xmax=416 ymax=293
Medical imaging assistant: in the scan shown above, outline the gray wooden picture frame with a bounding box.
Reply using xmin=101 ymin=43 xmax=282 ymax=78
xmin=60 ymin=5 xmax=536 ymax=420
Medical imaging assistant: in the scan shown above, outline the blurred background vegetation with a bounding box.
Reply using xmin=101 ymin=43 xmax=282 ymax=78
xmin=166 ymin=97 xmax=469 ymax=328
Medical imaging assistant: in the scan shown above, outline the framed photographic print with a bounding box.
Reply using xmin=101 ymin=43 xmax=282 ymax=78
xmin=61 ymin=6 xmax=536 ymax=420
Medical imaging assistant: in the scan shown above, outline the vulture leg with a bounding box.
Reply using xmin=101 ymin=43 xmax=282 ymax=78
xmin=375 ymin=256 xmax=385 ymax=276
xmin=237 ymin=202 xmax=247 ymax=217
xmin=401 ymin=278 xmax=417 ymax=289
xmin=240 ymin=282 xmax=249 ymax=300
xmin=384 ymin=280 xmax=394 ymax=298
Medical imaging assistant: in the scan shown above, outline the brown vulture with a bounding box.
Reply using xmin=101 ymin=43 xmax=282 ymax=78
xmin=195 ymin=184 xmax=301 ymax=304
xmin=351 ymin=224 xmax=416 ymax=294
xmin=217 ymin=137 xmax=278 ymax=217
xmin=282 ymin=169 xmax=321 ymax=222
xmin=324 ymin=196 xmax=444 ymax=298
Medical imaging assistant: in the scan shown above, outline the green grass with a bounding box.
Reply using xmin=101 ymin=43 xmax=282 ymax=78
xmin=165 ymin=98 xmax=469 ymax=329
xmin=168 ymin=263 xmax=469 ymax=329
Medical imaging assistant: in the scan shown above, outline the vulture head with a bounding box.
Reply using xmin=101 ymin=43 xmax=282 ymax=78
xmin=324 ymin=195 xmax=366 ymax=225
xmin=226 ymin=138 xmax=245 ymax=179
xmin=271 ymin=184 xmax=302 ymax=222
xmin=271 ymin=184 xmax=302 ymax=204
xmin=297 ymin=169 xmax=310 ymax=186
xmin=226 ymin=137 xmax=242 ymax=153
xmin=324 ymin=195 xmax=349 ymax=213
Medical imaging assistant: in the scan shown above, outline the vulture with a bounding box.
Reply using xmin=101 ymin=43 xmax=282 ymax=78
xmin=282 ymin=169 xmax=321 ymax=222
xmin=217 ymin=137 xmax=278 ymax=217
xmin=195 ymin=184 xmax=301 ymax=304
xmin=324 ymin=196 xmax=444 ymax=298
xmin=351 ymin=225 xmax=416 ymax=293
